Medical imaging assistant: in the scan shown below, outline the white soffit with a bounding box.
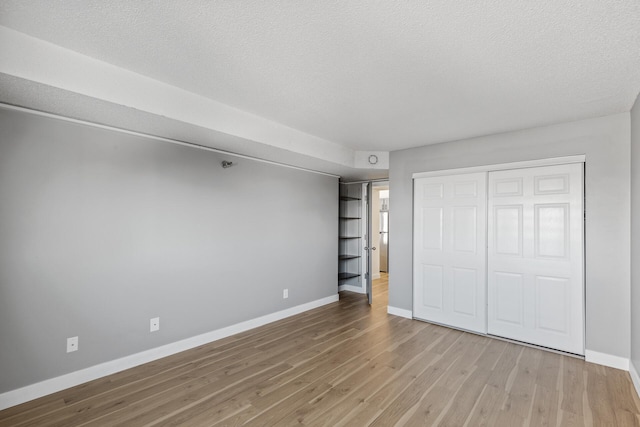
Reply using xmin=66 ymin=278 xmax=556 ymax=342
xmin=0 ymin=1 xmax=639 ymax=166
xmin=0 ymin=26 xmax=354 ymax=168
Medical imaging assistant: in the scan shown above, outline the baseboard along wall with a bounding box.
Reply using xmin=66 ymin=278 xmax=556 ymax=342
xmin=387 ymin=305 xmax=413 ymax=319
xmin=584 ymin=349 xmax=630 ymax=371
xmin=0 ymin=294 xmax=339 ymax=411
xmin=338 ymin=284 xmax=366 ymax=294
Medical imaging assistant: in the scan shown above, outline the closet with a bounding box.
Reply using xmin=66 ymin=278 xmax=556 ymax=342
xmin=413 ymin=161 xmax=584 ymax=355
xmin=338 ymin=183 xmax=363 ymax=288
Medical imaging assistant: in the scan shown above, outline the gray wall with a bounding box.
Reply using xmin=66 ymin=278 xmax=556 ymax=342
xmin=632 ymin=93 xmax=640 ymax=372
xmin=389 ymin=113 xmax=631 ymax=359
xmin=0 ymin=108 xmax=338 ymax=393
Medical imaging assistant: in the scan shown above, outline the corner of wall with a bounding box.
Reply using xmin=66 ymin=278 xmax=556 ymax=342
xmin=629 ymin=361 xmax=640 ymax=397
xmin=631 ymin=91 xmax=640 ymax=393
xmin=631 ymin=360 xmax=640 ymax=400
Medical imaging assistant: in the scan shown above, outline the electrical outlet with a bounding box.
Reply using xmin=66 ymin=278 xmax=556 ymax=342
xmin=67 ymin=336 xmax=78 ymax=353
xmin=150 ymin=317 xmax=160 ymax=332
xmin=283 ymin=289 xmax=288 ymax=299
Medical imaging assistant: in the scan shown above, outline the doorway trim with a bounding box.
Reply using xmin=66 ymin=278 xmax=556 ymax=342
xmin=373 ymin=181 xmax=390 ymax=279
xmin=412 ymin=155 xmax=586 ymax=179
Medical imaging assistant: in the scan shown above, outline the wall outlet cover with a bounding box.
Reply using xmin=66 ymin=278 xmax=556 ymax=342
xmin=150 ymin=317 xmax=160 ymax=332
xmin=67 ymin=336 xmax=78 ymax=353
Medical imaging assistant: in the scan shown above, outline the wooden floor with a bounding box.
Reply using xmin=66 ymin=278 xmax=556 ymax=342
xmin=2 ymin=273 xmax=640 ymax=426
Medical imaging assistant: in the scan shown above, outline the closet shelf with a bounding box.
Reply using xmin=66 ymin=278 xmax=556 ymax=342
xmin=339 ymin=183 xmax=363 ymax=288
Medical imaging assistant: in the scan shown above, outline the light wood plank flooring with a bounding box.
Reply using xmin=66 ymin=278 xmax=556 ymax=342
xmin=2 ymin=273 xmax=640 ymax=426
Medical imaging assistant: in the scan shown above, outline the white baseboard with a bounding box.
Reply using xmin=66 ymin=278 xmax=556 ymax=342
xmin=372 ymin=273 xmax=381 ymax=280
xmin=0 ymin=294 xmax=339 ymax=411
xmin=387 ymin=306 xmax=413 ymax=319
xmin=630 ymin=361 xmax=640 ymax=400
xmin=585 ymin=349 xmax=630 ymax=371
xmin=338 ymin=284 xmax=366 ymax=294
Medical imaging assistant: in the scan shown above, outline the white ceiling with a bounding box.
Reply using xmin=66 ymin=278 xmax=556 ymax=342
xmin=0 ymin=1 xmax=639 ymax=178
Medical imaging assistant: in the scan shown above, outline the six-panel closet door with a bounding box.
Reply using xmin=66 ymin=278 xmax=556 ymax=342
xmin=413 ymin=162 xmax=585 ymax=355
xmin=413 ymin=172 xmax=487 ymax=334
xmin=487 ymin=163 xmax=584 ymax=355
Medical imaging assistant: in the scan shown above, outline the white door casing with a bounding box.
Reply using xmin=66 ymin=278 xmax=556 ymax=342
xmin=413 ymin=172 xmax=487 ymax=333
xmin=365 ymin=182 xmax=373 ymax=304
xmin=487 ymin=163 xmax=584 ymax=355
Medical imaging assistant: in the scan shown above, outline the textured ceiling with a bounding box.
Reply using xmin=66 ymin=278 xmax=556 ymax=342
xmin=0 ymin=1 xmax=639 ymax=154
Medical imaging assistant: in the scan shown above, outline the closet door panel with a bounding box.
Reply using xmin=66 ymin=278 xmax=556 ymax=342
xmin=413 ymin=172 xmax=487 ymax=333
xmin=487 ymin=163 xmax=584 ymax=355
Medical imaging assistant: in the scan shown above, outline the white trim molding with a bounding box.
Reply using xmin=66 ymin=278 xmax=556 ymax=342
xmin=387 ymin=306 xmax=413 ymax=319
xmin=630 ymin=361 xmax=640 ymax=400
xmin=338 ymin=284 xmax=366 ymax=294
xmin=412 ymin=155 xmax=586 ymax=179
xmin=585 ymin=349 xmax=630 ymax=371
xmin=0 ymin=294 xmax=339 ymax=411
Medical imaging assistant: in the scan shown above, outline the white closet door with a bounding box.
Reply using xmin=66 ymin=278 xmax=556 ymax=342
xmin=413 ymin=173 xmax=487 ymax=333
xmin=487 ymin=163 xmax=584 ymax=355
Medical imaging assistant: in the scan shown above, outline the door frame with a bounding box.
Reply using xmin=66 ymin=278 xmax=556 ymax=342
xmin=412 ymin=155 xmax=586 ymax=180
xmin=411 ymin=155 xmax=586 ymax=353
xmin=361 ymin=180 xmax=389 ymax=304
xmin=373 ymin=182 xmax=390 ymax=276
xmin=364 ymin=182 xmax=373 ymax=304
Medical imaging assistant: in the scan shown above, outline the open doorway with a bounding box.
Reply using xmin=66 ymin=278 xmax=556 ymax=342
xmin=370 ymin=182 xmax=389 ymax=307
xmin=372 ymin=183 xmax=389 ymax=279
xmin=338 ymin=181 xmax=389 ymax=304
xmin=338 ymin=181 xmax=390 ymax=306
